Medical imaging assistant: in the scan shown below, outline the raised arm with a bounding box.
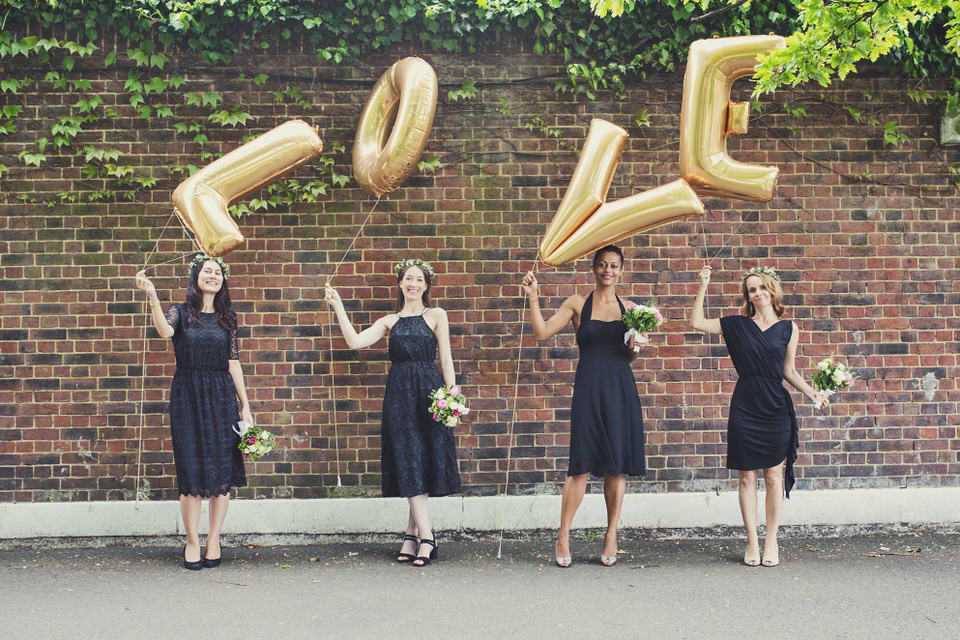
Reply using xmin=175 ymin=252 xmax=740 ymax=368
xmin=690 ymin=265 xmax=722 ymax=335
xmin=520 ymin=271 xmax=578 ymax=340
xmin=323 ymin=283 xmax=389 ymax=349
xmin=782 ymin=322 xmax=828 ymax=404
xmin=135 ymin=270 xmax=175 ymax=339
xmin=429 ymin=307 xmax=457 ymax=388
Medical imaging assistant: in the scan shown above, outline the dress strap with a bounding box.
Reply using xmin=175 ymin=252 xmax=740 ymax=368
xmin=581 ymin=292 xmax=594 ymax=322
xmin=615 ymin=295 xmax=626 ymax=315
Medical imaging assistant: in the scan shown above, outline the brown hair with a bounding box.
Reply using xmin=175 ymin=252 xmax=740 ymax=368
xmin=739 ymin=272 xmax=786 ymax=318
xmin=394 ymin=264 xmax=432 ymax=313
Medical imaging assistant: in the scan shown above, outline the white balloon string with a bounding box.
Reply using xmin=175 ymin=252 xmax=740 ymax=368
xmin=704 ymin=208 xmax=757 ymax=268
xmin=134 ymin=210 xmax=178 ymax=510
xmin=698 ymin=213 xmax=722 ymax=496
xmin=140 ymin=210 xmax=177 ymax=271
xmin=327 ymin=307 xmax=343 ymax=488
xmin=327 ymin=196 xmax=380 ymax=284
xmin=497 ymin=253 xmax=540 ymax=559
xmin=324 ymin=196 xmax=380 ymax=487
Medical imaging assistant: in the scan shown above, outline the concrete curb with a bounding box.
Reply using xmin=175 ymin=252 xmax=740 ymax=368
xmin=2 ymin=487 xmax=958 ymax=543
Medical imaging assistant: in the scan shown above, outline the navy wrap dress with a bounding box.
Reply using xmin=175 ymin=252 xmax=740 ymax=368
xmin=719 ymin=315 xmax=799 ymax=497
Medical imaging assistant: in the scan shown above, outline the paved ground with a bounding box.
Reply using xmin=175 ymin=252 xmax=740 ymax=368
xmin=4 ymin=531 xmax=958 ymax=640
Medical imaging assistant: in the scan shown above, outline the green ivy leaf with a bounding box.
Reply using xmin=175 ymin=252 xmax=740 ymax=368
xmin=128 ymin=48 xmax=149 ymax=67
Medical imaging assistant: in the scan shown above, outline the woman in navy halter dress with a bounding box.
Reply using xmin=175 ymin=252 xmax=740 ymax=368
xmin=522 ymin=245 xmax=645 ymax=568
xmin=325 ymin=260 xmax=460 ymax=567
xmin=136 ymin=256 xmax=253 ymax=570
xmin=691 ymin=265 xmax=827 ymax=568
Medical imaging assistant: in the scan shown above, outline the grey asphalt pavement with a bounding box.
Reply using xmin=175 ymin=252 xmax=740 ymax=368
xmin=4 ymin=532 xmax=959 ymax=640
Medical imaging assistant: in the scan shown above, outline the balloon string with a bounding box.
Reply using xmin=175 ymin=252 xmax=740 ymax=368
xmin=698 ymin=213 xmax=721 ymax=496
xmin=497 ymin=253 xmax=541 ymax=560
xmin=140 ymin=211 xmax=177 ymax=271
xmin=324 ymin=196 xmax=380 ymax=487
xmin=701 ymin=208 xmax=760 ymax=496
xmin=134 ymin=210 xmax=179 ymax=510
xmin=327 ymin=196 xmax=381 ymax=284
xmin=703 ymin=208 xmax=757 ymax=268
xmin=327 ymin=307 xmax=343 ymax=488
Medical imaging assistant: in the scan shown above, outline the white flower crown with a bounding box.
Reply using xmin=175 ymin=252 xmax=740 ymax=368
xmin=189 ymin=253 xmax=229 ymax=277
xmin=394 ymin=258 xmax=434 ymax=279
xmin=741 ymin=266 xmax=779 ymax=284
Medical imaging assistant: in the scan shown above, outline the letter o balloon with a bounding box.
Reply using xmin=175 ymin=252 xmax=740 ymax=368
xmin=352 ymin=57 xmax=438 ymax=198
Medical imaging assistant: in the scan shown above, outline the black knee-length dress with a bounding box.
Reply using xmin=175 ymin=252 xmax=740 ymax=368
xmin=380 ymin=314 xmax=461 ymax=498
xmin=567 ymin=293 xmax=645 ymax=477
xmin=719 ymin=315 xmax=799 ymax=497
xmin=166 ymin=304 xmax=246 ymax=497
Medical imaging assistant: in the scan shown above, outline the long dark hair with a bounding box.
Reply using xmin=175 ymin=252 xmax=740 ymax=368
xmin=183 ymin=260 xmax=237 ymax=331
xmin=394 ymin=264 xmax=432 ymax=313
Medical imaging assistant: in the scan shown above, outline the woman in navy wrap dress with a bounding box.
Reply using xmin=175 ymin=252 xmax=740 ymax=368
xmin=691 ymin=265 xmax=827 ymax=567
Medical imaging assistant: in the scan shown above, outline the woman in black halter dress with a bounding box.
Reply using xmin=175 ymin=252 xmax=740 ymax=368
xmin=691 ymin=265 xmax=827 ymax=567
xmin=325 ymin=259 xmax=460 ymax=567
xmin=522 ymin=245 xmax=645 ymax=568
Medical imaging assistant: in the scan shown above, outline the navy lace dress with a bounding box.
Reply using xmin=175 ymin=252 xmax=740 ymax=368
xmin=719 ymin=315 xmax=799 ymax=497
xmin=380 ymin=314 xmax=461 ymax=498
xmin=166 ymin=304 xmax=246 ymax=497
xmin=567 ymin=293 xmax=646 ymax=477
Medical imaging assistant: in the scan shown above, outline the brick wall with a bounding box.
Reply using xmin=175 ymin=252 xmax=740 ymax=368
xmin=1 ymin=33 xmax=959 ymax=503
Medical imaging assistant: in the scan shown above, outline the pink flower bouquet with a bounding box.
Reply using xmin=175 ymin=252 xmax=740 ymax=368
xmin=429 ymin=385 xmax=469 ymax=428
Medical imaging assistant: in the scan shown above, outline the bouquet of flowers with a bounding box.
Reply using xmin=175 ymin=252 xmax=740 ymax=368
xmin=429 ymin=385 xmax=469 ymax=428
xmin=233 ymin=421 xmax=276 ymax=461
xmin=812 ymin=357 xmax=857 ymax=409
xmin=621 ymin=302 xmax=664 ymax=352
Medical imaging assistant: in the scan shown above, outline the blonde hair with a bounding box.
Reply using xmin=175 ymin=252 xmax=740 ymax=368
xmin=739 ymin=272 xmax=786 ymax=318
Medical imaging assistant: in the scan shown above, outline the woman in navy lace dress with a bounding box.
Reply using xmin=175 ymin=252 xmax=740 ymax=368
xmin=136 ymin=255 xmax=252 ymax=570
xmin=691 ymin=265 xmax=827 ymax=567
xmin=521 ymin=245 xmax=646 ymax=568
xmin=324 ymin=259 xmax=460 ymax=567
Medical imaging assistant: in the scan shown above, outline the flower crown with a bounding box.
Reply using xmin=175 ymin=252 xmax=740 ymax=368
xmin=394 ymin=258 xmax=434 ymax=279
xmin=741 ymin=266 xmax=779 ymax=284
xmin=189 ymin=253 xmax=229 ymax=277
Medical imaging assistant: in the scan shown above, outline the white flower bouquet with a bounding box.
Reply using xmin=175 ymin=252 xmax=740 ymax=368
xmin=234 ymin=422 xmax=276 ymax=461
xmin=812 ymin=357 xmax=857 ymax=409
xmin=621 ymin=302 xmax=664 ymax=352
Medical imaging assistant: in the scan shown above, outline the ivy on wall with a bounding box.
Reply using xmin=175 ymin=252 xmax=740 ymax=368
xmin=2 ymin=0 xmax=958 ymax=205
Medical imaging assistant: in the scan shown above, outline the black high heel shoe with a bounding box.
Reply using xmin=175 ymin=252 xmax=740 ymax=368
xmin=183 ymin=546 xmax=202 ymax=571
xmin=202 ymin=551 xmax=221 ymax=568
xmin=397 ymin=534 xmax=419 ymax=563
xmin=412 ymin=538 xmax=438 ymax=567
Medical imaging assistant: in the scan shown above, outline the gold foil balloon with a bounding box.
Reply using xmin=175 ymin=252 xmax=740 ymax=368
xmin=539 ymin=119 xmax=705 ymax=267
xmin=353 ymin=57 xmax=438 ymax=198
xmin=679 ymin=35 xmax=786 ymax=202
xmin=172 ymin=120 xmax=323 ymax=257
